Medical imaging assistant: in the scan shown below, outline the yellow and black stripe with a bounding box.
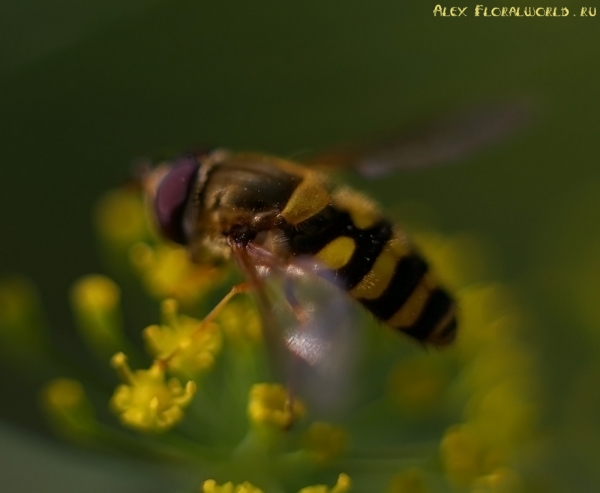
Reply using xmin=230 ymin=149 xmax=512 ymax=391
xmin=197 ymin=154 xmax=456 ymax=345
xmin=286 ymin=194 xmax=456 ymax=346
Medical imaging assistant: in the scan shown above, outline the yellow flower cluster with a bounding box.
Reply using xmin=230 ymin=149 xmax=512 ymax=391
xmin=96 ymin=187 xmax=226 ymax=306
xmin=110 ymin=352 xmax=197 ymax=432
xmin=0 ymin=186 xmax=540 ymax=492
xmin=144 ymin=298 xmax=223 ymax=378
xmin=442 ymin=285 xmax=536 ymax=488
xmin=202 ymin=474 xmax=351 ymax=493
xmin=248 ymin=383 xmax=306 ymax=430
xmin=69 ymin=274 xmax=128 ymax=358
xmin=41 ymin=379 xmax=97 ymax=441
xmin=302 ymin=422 xmax=348 ymax=465
xmin=417 ymin=234 xmax=537 ymax=491
xmin=130 ymin=242 xmax=225 ymax=306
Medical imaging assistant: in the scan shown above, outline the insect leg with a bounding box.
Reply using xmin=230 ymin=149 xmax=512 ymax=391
xmin=200 ymin=282 xmax=251 ymax=326
xmin=231 ymin=242 xmax=315 ymax=427
xmin=157 ymin=282 xmax=251 ymax=366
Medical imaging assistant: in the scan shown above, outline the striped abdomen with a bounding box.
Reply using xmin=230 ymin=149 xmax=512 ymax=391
xmin=286 ymin=189 xmax=457 ymax=346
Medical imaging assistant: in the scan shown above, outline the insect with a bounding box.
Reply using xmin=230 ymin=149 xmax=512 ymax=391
xmin=147 ymin=102 xmax=528 ymax=409
xmin=153 ymin=149 xmax=456 ymax=345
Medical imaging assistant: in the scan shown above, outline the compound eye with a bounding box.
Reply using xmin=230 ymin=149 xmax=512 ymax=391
xmin=154 ymin=155 xmax=199 ymax=244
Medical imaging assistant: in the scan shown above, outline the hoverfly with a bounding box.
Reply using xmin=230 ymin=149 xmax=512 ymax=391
xmin=147 ymin=102 xmax=528 ymax=412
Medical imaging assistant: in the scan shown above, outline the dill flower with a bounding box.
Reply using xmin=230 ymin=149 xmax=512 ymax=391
xmin=110 ymin=352 xmax=197 ymax=432
xmin=0 ymin=184 xmax=541 ymax=492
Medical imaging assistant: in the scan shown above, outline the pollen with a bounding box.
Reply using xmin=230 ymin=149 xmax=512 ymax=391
xmin=144 ymin=298 xmax=222 ymax=377
xmin=298 ymin=473 xmax=351 ymax=493
xmin=302 ymin=422 xmax=349 ymax=465
xmin=202 ymin=480 xmax=264 ymax=493
xmin=110 ymin=352 xmax=196 ymax=432
xmin=247 ymin=383 xmax=305 ymax=429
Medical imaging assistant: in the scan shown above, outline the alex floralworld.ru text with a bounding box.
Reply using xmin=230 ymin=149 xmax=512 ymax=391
xmin=433 ymin=5 xmax=597 ymax=17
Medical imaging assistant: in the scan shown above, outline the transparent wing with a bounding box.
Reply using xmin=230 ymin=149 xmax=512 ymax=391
xmin=308 ymin=100 xmax=532 ymax=178
xmin=232 ymin=243 xmax=361 ymax=417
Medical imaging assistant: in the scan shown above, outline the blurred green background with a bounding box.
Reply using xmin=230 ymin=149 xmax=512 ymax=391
xmin=1 ymin=1 xmax=600 ymax=491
